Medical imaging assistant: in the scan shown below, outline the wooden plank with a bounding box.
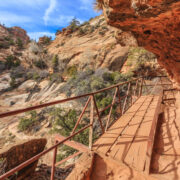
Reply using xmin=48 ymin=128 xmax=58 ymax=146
xmin=109 ymin=96 xmax=153 ymax=162
xmin=93 ymin=96 xmax=148 ymax=154
xmin=55 ymin=135 xmax=89 ymax=152
xmin=144 ymin=94 xmax=162 ymax=174
xmin=124 ymin=96 xmax=159 ymax=172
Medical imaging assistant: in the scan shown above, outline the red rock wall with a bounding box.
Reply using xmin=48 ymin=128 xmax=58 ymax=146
xmin=101 ymin=0 xmax=180 ymax=86
xmin=0 ymin=139 xmax=47 ymax=179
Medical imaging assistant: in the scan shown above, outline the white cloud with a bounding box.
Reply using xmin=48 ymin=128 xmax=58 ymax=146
xmin=28 ymin=32 xmax=55 ymax=41
xmin=0 ymin=11 xmax=32 ymax=26
xmin=50 ymin=15 xmax=74 ymax=26
xmin=43 ymin=0 xmax=57 ymax=25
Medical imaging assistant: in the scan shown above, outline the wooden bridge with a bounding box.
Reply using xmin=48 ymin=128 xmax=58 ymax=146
xmin=93 ymin=95 xmax=162 ymax=174
xmin=0 ymin=76 xmax=173 ymax=180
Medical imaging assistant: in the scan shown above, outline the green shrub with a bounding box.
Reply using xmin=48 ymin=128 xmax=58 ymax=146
xmin=9 ymin=39 xmax=14 ymax=46
xmin=16 ymin=38 xmax=23 ymax=49
xmin=68 ymin=18 xmax=80 ymax=32
xmin=34 ymin=59 xmax=47 ymax=69
xmin=51 ymin=108 xmax=91 ymax=145
xmin=42 ymin=36 xmax=52 ymax=45
xmin=67 ymin=66 xmax=78 ymax=77
xmin=52 ymin=55 xmax=59 ymax=70
xmin=96 ymin=96 xmax=113 ymax=115
xmin=5 ymin=55 xmax=21 ymax=69
xmin=33 ymin=72 xmax=40 ymax=81
xmin=49 ymin=73 xmax=63 ymax=83
xmin=18 ymin=111 xmax=37 ymax=131
xmin=99 ymin=31 xmax=105 ymax=36
xmin=101 ymin=26 xmax=108 ymax=31
xmin=9 ymin=77 xmax=16 ymax=88
xmin=78 ymin=28 xmax=85 ymax=35
xmin=90 ymin=77 xmax=105 ymax=90
xmin=90 ymin=26 xmax=95 ymax=33
xmin=56 ymin=145 xmax=77 ymax=162
xmin=43 ymin=49 xmax=47 ymax=54
xmin=102 ymin=72 xmax=114 ymax=82
xmin=55 ymin=30 xmax=61 ymax=36
xmin=4 ymin=36 xmax=10 ymax=41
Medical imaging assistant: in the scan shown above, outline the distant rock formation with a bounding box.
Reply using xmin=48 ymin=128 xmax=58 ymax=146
xmin=0 ymin=25 xmax=29 ymax=45
xmin=47 ymin=16 xmax=134 ymax=72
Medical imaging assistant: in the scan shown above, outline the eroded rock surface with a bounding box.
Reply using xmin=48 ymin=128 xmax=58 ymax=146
xmin=48 ymin=16 xmax=133 ymax=72
xmin=0 ymin=138 xmax=47 ymax=179
xmin=101 ymin=0 xmax=180 ymax=86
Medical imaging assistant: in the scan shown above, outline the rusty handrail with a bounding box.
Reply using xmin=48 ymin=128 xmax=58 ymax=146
xmin=0 ymin=78 xmax=140 ymax=118
xmin=0 ymin=76 xmax=170 ymax=180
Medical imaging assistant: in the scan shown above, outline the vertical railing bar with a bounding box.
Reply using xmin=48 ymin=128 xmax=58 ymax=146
xmin=139 ymin=78 xmax=143 ymax=97
xmin=134 ymin=79 xmax=139 ymax=96
xmin=92 ymin=95 xmax=104 ymax=134
xmin=105 ymin=87 xmax=118 ymax=132
xmin=130 ymin=83 xmax=133 ymax=107
xmin=51 ymin=140 xmax=58 ymax=180
xmin=142 ymin=77 xmax=148 ymax=94
xmin=122 ymin=82 xmax=131 ymax=114
xmin=71 ymin=96 xmax=91 ymax=135
xmin=117 ymin=86 xmax=122 ymax=116
xmin=89 ymin=96 xmax=94 ymax=150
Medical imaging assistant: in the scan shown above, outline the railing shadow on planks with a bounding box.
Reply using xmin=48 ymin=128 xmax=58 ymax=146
xmin=0 ymin=76 xmax=173 ymax=180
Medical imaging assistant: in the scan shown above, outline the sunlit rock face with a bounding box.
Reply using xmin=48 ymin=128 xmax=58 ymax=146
xmin=101 ymin=0 xmax=180 ymax=87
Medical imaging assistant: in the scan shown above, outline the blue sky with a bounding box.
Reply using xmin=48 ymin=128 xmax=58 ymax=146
xmin=0 ymin=0 xmax=101 ymax=40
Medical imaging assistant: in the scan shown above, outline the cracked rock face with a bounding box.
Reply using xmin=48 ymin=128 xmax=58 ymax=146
xmin=101 ymin=0 xmax=180 ymax=86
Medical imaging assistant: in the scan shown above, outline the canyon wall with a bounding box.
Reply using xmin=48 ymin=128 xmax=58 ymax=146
xmin=101 ymin=0 xmax=180 ymax=87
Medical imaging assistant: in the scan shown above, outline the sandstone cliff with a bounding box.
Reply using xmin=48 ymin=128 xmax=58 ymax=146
xmin=47 ymin=16 xmax=133 ymax=72
xmin=98 ymin=0 xmax=180 ymax=87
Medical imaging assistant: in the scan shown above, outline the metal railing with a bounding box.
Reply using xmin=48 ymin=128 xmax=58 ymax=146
xmin=0 ymin=76 xmax=172 ymax=180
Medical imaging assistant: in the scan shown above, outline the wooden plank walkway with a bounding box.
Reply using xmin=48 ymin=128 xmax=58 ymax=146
xmin=93 ymin=95 xmax=162 ymax=174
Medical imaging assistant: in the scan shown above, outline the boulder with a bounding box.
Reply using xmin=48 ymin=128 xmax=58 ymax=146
xmin=0 ymin=138 xmax=47 ymax=179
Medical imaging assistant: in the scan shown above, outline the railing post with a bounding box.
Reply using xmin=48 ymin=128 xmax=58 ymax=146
xmin=122 ymin=82 xmax=131 ymax=114
xmin=71 ymin=96 xmax=91 ymax=135
xmin=139 ymin=78 xmax=143 ymax=97
xmin=89 ymin=95 xmax=94 ymax=150
xmin=105 ymin=87 xmax=118 ymax=131
xmin=117 ymin=86 xmax=122 ymax=116
xmin=51 ymin=140 xmax=58 ymax=180
xmin=93 ymin=95 xmax=104 ymax=134
xmin=134 ymin=79 xmax=139 ymax=97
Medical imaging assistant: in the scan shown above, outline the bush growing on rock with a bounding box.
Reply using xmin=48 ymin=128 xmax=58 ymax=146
xmin=59 ymin=68 xmax=134 ymax=98
xmin=16 ymin=38 xmax=23 ymax=49
xmin=52 ymin=54 xmax=59 ymax=71
xmin=68 ymin=18 xmax=80 ymax=32
xmin=9 ymin=77 xmax=17 ymax=88
xmin=40 ymin=36 xmax=52 ymax=45
xmin=50 ymin=108 xmax=97 ymax=161
xmin=34 ymin=59 xmax=47 ymax=69
xmin=29 ymin=41 xmax=41 ymax=54
xmin=18 ymin=111 xmax=38 ymax=132
xmin=5 ymin=55 xmax=21 ymax=69
xmin=49 ymin=73 xmax=63 ymax=83
xmin=66 ymin=65 xmax=78 ymax=77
